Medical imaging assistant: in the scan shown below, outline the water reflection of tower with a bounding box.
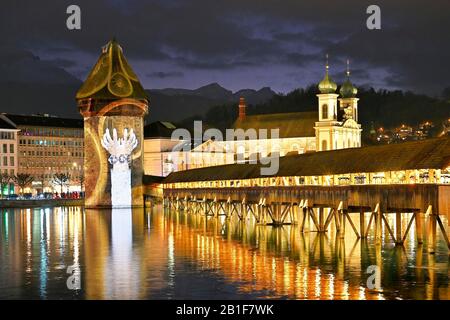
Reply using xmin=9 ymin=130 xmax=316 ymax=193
xmin=83 ymin=207 xmax=169 ymax=299
xmin=104 ymin=208 xmax=141 ymax=299
xmin=84 ymin=209 xmax=111 ymax=299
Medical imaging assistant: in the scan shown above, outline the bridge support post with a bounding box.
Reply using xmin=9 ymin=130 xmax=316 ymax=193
xmin=374 ymin=204 xmax=382 ymax=245
xmin=415 ymin=212 xmax=424 ymax=244
xmin=360 ymin=210 xmax=366 ymax=239
xmin=272 ymin=203 xmax=280 ymax=225
xmin=319 ymin=208 xmax=324 ymax=232
xmin=261 ymin=205 xmax=267 ymax=224
xmin=395 ymin=212 xmax=403 ymax=245
xmin=339 ymin=209 xmax=346 ymax=239
xmin=428 ymin=212 xmax=437 ymax=254
xmin=300 ymin=206 xmax=308 ymax=232
xmin=291 ymin=204 xmax=298 ymax=224
xmin=241 ymin=199 xmax=247 ymax=220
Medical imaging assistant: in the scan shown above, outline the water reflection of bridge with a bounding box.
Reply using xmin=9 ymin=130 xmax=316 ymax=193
xmin=164 ymin=209 xmax=449 ymax=299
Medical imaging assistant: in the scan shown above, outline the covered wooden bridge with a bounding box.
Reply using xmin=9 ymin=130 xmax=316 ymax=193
xmin=153 ymin=137 xmax=450 ymax=252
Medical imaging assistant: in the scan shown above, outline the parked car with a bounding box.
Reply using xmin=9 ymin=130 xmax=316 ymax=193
xmin=36 ymin=193 xmax=45 ymax=199
xmin=6 ymin=194 xmax=18 ymax=200
xmin=23 ymin=193 xmax=33 ymax=200
xmin=43 ymin=192 xmax=53 ymax=199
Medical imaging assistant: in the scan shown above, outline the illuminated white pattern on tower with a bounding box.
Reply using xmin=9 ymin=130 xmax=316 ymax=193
xmin=101 ymin=128 xmax=138 ymax=208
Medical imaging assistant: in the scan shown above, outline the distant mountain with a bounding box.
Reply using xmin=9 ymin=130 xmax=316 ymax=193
xmin=234 ymin=87 xmax=277 ymax=104
xmin=146 ymin=83 xmax=276 ymax=122
xmin=1 ymin=83 xmax=81 ymax=118
xmin=0 ymin=47 xmax=82 ymax=118
xmin=193 ymin=83 xmax=233 ymax=100
xmin=145 ymin=90 xmax=221 ymax=122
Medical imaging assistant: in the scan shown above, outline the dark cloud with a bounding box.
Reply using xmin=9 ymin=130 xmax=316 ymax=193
xmin=44 ymin=58 xmax=78 ymax=68
xmin=146 ymin=71 xmax=184 ymax=79
xmin=0 ymin=0 xmax=449 ymax=94
xmin=284 ymin=53 xmax=320 ymax=67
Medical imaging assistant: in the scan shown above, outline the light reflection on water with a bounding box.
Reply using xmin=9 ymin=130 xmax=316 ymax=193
xmin=0 ymin=205 xmax=449 ymax=300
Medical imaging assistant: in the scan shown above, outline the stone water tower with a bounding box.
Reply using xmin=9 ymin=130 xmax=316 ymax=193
xmin=76 ymin=39 xmax=149 ymax=208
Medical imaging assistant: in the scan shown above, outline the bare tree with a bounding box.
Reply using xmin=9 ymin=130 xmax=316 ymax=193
xmin=0 ymin=173 xmax=10 ymax=199
xmin=13 ymin=174 xmax=34 ymax=196
xmin=76 ymin=174 xmax=84 ymax=193
xmin=52 ymin=173 xmax=71 ymax=194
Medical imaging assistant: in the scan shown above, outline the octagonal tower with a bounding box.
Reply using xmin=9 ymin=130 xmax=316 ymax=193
xmin=76 ymin=39 xmax=149 ymax=208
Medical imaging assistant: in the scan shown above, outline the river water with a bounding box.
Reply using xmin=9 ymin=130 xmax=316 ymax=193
xmin=0 ymin=205 xmax=449 ymax=299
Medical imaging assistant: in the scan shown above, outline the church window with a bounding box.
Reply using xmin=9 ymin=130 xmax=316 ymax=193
xmin=322 ymin=104 xmax=328 ymax=119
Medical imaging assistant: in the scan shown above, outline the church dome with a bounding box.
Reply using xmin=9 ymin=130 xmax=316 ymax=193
xmin=318 ymin=55 xmax=337 ymax=94
xmin=339 ymin=59 xmax=357 ymax=98
xmin=340 ymin=78 xmax=358 ymax=98
xmin=318 ymin=71 xmax=337 ymax=94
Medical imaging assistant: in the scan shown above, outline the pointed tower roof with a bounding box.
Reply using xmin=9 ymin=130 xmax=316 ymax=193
xmin=339 ymin=59 xmax=358 ymax=98
xmin=76 ymin=39 xmax=148 ymax=101
xmin=318 ymin=54 xmax=337 ymax=94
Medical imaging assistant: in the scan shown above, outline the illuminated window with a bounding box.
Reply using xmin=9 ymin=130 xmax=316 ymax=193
xmin=322 ymin=104 xmax=328 ymax=119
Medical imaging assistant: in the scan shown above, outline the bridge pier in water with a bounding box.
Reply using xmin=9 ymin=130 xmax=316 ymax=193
xmin=160 ymin=185 xmax=450 ymax=254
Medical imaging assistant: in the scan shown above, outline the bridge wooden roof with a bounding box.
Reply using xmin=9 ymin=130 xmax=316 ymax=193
xmin=163 ymin=136 xmax=450 ymax=183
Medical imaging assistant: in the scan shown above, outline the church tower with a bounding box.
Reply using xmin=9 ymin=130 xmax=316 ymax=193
xmin=76 ymin=39 xmax=149 ymax=208
xmin=338 ymin=60 xmax=359 ymax=122
xmin=338 ymin=60 xmax=362 ymax=149
xmin=315 ymin=55 xmax=340 ymax=151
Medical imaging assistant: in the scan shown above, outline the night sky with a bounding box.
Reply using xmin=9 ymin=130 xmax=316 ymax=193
xmin=1 ymin=0 xmax=450 ymax=95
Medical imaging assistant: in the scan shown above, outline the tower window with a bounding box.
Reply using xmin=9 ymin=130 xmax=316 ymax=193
xmin=322 ymin=104 xmax=328 ymax=119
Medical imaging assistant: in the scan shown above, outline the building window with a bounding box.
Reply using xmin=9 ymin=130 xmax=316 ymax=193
xmin=10 ymin=157 xmax=14 ymax=166
xmin=322 ymin=104 xmax=328 ymax=119
xmin=3 ymin=156 xmax=7 ymax=166
xmin=9 ymin=144 xmax=14 ymax=153
xmin=321 ymin=140 xmax=327 ymax=151
xmin=2 ymin=144 xmax=6 ymax=153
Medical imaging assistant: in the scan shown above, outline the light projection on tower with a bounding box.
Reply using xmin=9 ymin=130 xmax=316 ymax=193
xmin=101 ymin=128 xmax=138 ymax=208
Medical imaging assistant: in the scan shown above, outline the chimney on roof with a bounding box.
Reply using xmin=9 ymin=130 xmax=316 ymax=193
xmin=238 ymin=97 xmax=246 ymax=121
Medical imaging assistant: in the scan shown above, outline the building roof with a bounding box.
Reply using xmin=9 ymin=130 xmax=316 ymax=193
xmin=163 ymin=136 xmax=450 ymax=183
xmin=0 ymin=115 xmax=18 ymax=130
xmin=3 ymin=114 xmax=83 ymax=128
xmin=143 ymin=175 xmax=165 ymax=184
xmin=76 ymin=39 xmax=148 ymax=101
xmin=233 ymin=111 xmax=317 ymax=139
xmin=144 ymin=121 xmax=177 ymax=138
